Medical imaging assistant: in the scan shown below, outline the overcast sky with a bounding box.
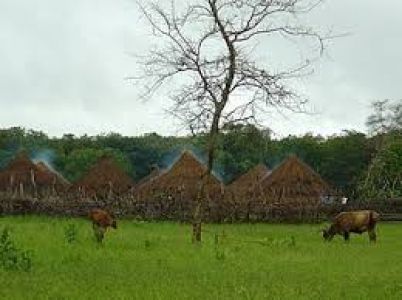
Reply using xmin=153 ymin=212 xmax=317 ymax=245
xmin=0 ymin=0 xmax=401 ymax=138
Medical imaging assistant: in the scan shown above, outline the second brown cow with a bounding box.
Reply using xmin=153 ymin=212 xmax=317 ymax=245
xmin=322 ymin=210 xmax=380 ymax=242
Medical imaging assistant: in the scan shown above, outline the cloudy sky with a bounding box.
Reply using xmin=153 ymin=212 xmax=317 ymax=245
xmin=0 ymin=0 xmax=401 ymax=138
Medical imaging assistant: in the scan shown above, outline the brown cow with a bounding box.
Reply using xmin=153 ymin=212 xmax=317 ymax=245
xmin=322 ymin=210 xmax=380 ymax=242
xmin=88 ymin=208 xmax=117 ymax=243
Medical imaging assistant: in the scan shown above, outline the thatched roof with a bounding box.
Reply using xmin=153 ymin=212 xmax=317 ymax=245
xmin=228 ymin=164 xmax=270 ymax=196
xmin=0 ymin=152 xmax=54 ymax=188
xmin=35 ymin=161 xmax=70 ymax=187
xmin=230 ymin=164 xmax=270 ymax=187
xmin=136 ymin=150 xmax=222 ymax=198
xmin=261 ymin=155 xmax=329 ymax=198
xmin=160 ymin=150 xmax=221 ymax=185
xmin=74 ymin=156 xmax=134 ymax=195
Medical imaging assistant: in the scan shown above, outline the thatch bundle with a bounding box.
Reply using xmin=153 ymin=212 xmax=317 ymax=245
xmin=136 ymin=150 xmax=223 ymax=201
xmin=260 ymin=155 xmax=329 ymax=203
xmin=133 ymin=151 xmax=224 ymax=221
xmin=222 ymin=164 xmax=271 ymax=221
xmin=74 ymin=156 xmax=134 ymax=197
xmin=228 ymin=164 xmax=271 ymax=196
xmin=0 ymin=153 xmax=55 ymax=193
xmin=222 ymin=156 xmax=329 ymax=219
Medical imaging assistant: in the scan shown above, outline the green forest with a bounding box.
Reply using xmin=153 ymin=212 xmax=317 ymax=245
xmin=0 ymin=100 xmax=401 ymax=200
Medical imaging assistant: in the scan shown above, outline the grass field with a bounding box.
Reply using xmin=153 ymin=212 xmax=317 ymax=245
xmin=0 ymin=216 xmax=401 ymax=299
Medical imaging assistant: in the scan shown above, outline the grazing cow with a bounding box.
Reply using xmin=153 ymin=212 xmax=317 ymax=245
xmin=88 ymin=208 xmax=117 ymax=243
xmin=322 ymin=210 xmax=380 ymax=242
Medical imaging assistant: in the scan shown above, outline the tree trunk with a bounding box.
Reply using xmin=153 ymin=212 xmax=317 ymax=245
xmin=192 ymin=114 xmax=221 ymax=243
xmin=191 ymin=0 xmax=235 ymax=243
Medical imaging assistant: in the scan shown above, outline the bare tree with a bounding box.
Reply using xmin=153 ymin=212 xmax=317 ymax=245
xmin=390 ymin=101 xmax=402 ymax=131
xmin=366 ymin=99 xmax=402 ymax=151
xmin=366 ymin=100 xmax=391 ymax=136
xmin=134 ymin=0 xmax=333 ymax=242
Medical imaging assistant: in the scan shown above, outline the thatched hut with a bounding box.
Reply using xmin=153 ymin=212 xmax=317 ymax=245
xmin=74 ymin=156 xmax=134 ymax=198
xmin=259 ymin=155 xmax=329 ymax=204
xmin=228 ymin=164 xmax=271 ymax=196
xmin=221 ymin=164 xmax=271 ymax=221
xmin=135 ymin=151 xmax=224 ymax=220
xmin=0 ymin=152 xmax=55 ymax=195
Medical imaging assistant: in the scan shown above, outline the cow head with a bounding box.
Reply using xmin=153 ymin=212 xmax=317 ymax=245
xmin=322 ymin=227 xmax=334 ymax=241
xmin=111 ymin=219 xmax=117 ymax=229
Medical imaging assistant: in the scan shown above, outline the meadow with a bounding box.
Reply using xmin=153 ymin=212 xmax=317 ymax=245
xmin=0 ymin=216 xmax=401 ymax=299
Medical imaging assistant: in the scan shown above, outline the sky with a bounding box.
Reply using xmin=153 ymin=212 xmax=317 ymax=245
xmin=0 ymin=0 xmax=401 ymax=138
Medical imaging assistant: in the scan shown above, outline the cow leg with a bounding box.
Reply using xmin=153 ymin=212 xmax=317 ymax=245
xmin=93 ymin=224 xmax=105 ymax=243
xmin=92 ymin=223 xmax=100 ymax=242
xmin=368 ymin=229 xmax=377 ymax=243
xmin=343 ymin=232 xmax=350 ymax=242
xmin=97 ymin=227 xmax=106 ymax=243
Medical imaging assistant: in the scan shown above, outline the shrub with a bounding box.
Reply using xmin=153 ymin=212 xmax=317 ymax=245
xmin=144 ymin=239 xmax=151 ymax=250
xmin=0 ymin=227 xmax=33 ymax=271
xmin=64 ymin=224 xmax=79 ymax=244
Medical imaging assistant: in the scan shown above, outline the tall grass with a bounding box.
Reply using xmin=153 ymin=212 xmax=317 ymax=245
xmin=0 ymin=216 xmax=401 ymax=299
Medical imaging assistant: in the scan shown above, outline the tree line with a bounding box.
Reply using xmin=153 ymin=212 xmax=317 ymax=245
xmin=0 ymin=100 xmax=401 ymax=200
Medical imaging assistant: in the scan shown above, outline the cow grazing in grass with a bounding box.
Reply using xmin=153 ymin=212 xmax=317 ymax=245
xmin=322 ymin=210 xmax=380 ymax=243
xmin=88 ymin=208 xmax=117 ymax=243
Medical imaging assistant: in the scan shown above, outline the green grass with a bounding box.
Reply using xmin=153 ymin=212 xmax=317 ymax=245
xmin=0 ymin=216 xmax=401 ymax=299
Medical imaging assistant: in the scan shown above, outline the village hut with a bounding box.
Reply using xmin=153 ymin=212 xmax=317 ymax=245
xmin=74 ymin=155 xmax=134 ymax=198
xmin=221 ymin=164 xmax=270 ymax=221
xmin=260 ymin=155 xmax=330 ymax=204
xmin=228 ymin=164 xmax=271 ymax=196
xmin=135 ymin=150 xmax=224 ymax=220
xmin=0 ymin=152 xmax=55 ymax=195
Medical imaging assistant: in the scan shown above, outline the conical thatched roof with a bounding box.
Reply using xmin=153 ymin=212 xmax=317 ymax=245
xmin=160 ymin=150 xmax=220 ymax=185
xmin=74 ymin=156 xmax=134 ymax=195
xmin=228 ymin=164 xmax=271 ymax=196
xmin=230 ymin=164 xmax=270 ymax=187
xmin=35 ymin=161 xmax=70 ymax=187
xmin=0 ymin=152 xmax=54 ymax=189
xmin=136 ymin=150 xmax=221 ymax=198
xmin=261 ymin=155 xmax=329 ymax=198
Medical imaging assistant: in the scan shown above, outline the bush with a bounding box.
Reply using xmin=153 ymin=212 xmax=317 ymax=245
xmin=359 ymin=138 xmax=402 ymax=199
xmin=0 ymin=227 xmax=33 ymax=271
xmin=64 ymin=224 xmax=79 ymax=244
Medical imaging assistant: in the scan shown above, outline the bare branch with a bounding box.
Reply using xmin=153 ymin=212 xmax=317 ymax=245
xmin=134 ymin=0 xmax=333 ymax=124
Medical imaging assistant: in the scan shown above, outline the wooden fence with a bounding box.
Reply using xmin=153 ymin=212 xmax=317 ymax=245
xmin=1 ymin=191 xmax=402 ymax=222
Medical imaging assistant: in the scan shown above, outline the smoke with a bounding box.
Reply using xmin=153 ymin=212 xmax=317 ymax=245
xmin=182 ymin=145 xmax=226 ymax=183
xmin=30 ymin=149 xmax=57 ymax=171
xmin=160 ymin=147 xmax=183 ymax=170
